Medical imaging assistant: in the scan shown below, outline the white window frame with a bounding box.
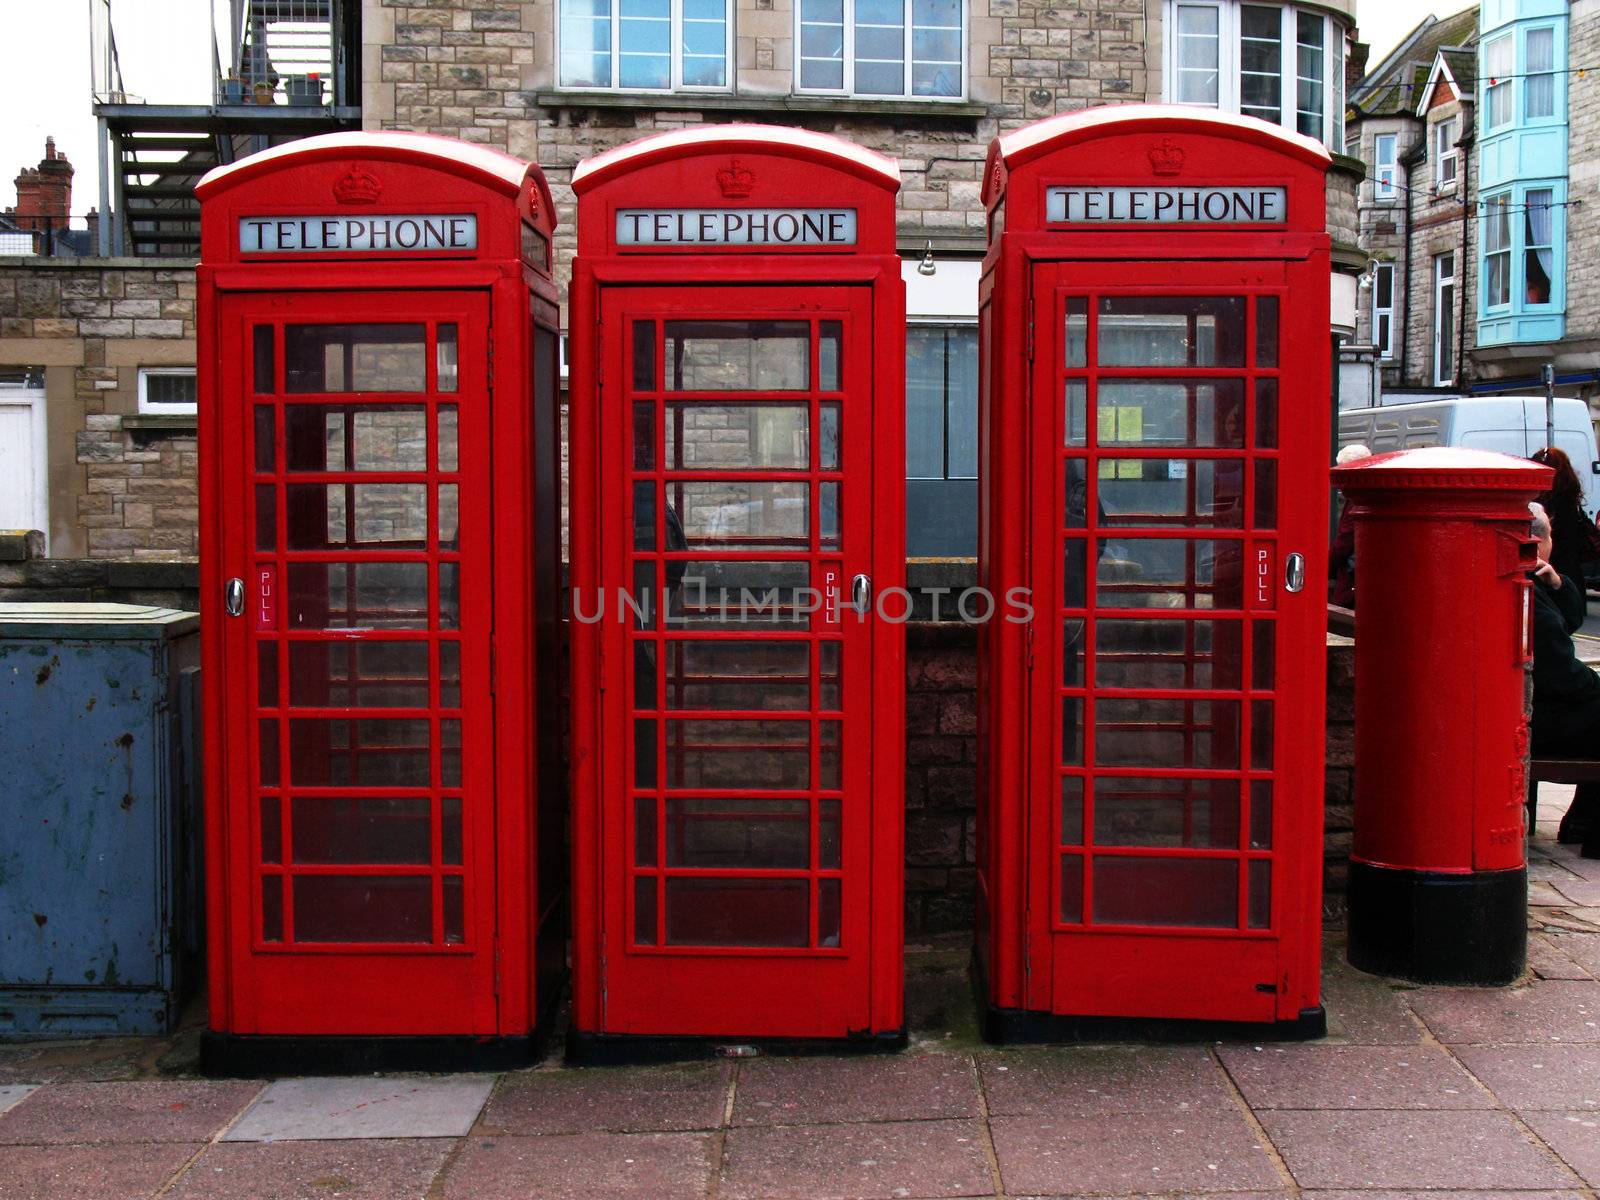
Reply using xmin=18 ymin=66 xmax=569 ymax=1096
xmin=1483 ymin=192 xmax=1512 ymax=309
xmin=1484 ymin=33 xmax=1514 ymax=130
xmin=1372 ymin=133 xmax=1397 ymax=200
xmin=1433 ymin=253 xmax=1456 ymax=386
xmin=1371 ymin=262 xmax=1395 ymax=359
xmin=1522 ymin=185 xmax=1557 ymax=308
xmin=1523 ymin=24 xmax=1558 ymax=122
xmin=795 ymin=0 xmax=968 ymax=101
xmin=1161 ymin=1 xmax=1346 ymax=147
xmin=137 ymin=366 xmax=198 ymax=415
xmin=0 ymin=373 xmax=49 ymax=550
xmin=556 ymin=0 xmax=733 ymax=94
xmin=1433 ymin=117 xmax=1459 ymax=191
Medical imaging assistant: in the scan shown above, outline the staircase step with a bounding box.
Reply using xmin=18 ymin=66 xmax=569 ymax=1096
xmin=119 ymin=136 xmax=214 ymax=152
xmin=124 ymin=185 xmax=203 ymax=200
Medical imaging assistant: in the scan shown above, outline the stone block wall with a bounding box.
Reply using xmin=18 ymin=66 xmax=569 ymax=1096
xmin=0 ymin=257 xmax=197 ymax=559
xmin=1565 ymin=0 xmax=1600 ymax=344
xmin=1399 ymin=111 xmax=1479 ymax=386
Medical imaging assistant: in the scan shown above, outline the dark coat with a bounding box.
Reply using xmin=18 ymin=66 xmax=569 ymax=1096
xmin=1328 ymin=502 xmax=1356 ymax=607
xmin=1531 ymin=571 xmax=1600 ymax=754
xmin=1539 ymin=492 xmax=1596 ymax=592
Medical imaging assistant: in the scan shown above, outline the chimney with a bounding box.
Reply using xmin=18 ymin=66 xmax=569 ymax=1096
xmin=12 ymin=137 xmax=74 ymax=239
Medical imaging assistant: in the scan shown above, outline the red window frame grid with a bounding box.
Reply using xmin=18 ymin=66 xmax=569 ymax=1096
xmin=624 ymin=312 xmax=852 ymax=958
xmin=1051 ymin=285 xmax=1283 ymax=939
xmin=248 ymin=315 xmax=472 ymax=955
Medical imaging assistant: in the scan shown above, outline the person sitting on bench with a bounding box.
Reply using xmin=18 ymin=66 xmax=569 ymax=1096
xmin=1529 ymin=502 xmax=1600 ymax=853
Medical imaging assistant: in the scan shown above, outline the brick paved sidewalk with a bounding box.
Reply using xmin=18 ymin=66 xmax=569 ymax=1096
xmin=1 ymin=786 xmax=1597 ymax=1200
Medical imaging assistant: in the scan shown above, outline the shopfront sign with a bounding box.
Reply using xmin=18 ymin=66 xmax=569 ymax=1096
xmin=239 ymin=213 xmax=478 ymax=253
xmin=616 ymin=208 xmax=858 ymax=247
xmin=1046 ymin=186 xmax=1287 ymax=225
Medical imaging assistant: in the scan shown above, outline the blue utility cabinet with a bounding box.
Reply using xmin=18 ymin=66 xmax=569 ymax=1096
xmin=0 ymin=604 xmax=201 ymax=1037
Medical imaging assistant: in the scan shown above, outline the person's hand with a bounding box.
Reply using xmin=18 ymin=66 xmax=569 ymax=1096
xmin=1534 ymin=557 xmax=1563 ymax=589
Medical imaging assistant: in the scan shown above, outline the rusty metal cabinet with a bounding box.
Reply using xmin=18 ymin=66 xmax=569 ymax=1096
xmin=0 ymin=603 xmax=200 ymax=1036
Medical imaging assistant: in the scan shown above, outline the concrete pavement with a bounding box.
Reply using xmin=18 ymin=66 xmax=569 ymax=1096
xmin=0 ymin=786 xmax=1597 ymax=1199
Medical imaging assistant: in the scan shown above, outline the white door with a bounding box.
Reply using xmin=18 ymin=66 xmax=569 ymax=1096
xmin=0 ymin=381 xmax=47 ymax=543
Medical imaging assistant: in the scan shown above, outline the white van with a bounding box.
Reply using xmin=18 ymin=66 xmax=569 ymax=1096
xmin=1338 ymin=395 xmax=1600 ymax=518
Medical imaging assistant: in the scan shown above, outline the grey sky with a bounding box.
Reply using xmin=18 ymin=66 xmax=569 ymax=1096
xmin=3 ymin=0 xmax=1468 ymax=219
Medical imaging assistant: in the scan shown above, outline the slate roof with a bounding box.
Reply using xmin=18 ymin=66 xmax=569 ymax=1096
xmin=1351 ymin=5 xmax=1480 ymax=118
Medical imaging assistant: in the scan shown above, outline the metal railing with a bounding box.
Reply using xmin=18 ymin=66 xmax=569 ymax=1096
xmin=0 ymin=215 xmax=103 ymax=258
xmin=220 ymin=0 xmax=339 ymax=107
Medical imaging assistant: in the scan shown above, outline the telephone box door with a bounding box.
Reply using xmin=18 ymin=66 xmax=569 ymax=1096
xmin=217 ymin=290 xmax=498 ymax=1035
xmin=1027 ymin=259 xmax=1323 ymax=1021
xmin=595 ymin=285 xmax=877 ymax=1037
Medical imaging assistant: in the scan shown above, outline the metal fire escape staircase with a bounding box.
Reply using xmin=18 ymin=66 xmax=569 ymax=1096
xmin=92 ymin=0 xmax=361 ymax=257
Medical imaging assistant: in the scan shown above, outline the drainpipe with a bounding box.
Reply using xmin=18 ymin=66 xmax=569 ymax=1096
xmin=1399 ymin=139 xmax=1424 ymax=389
xmin=1456 ymin=125 xmax=1474 ymax=388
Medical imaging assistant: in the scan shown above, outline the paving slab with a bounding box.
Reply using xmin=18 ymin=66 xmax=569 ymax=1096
xmin=721 ymin=1119 xmax=992 ymax=1200
xmin=0 ymin=1040 xmax=146 ymax=1084
xmin=1547 ymin=931 xmax=1600 ymax=976
xmin=990 ymin=1108 xmax=1282 ymax=1196
xmin=733 ymin=1053 xmax=979 ymax=1126
xmin=0 ymin=1081 xmax=262 ymax=1145
xmin=980 ymin=1046 xmax=1232 ymax=1117
xmin=1552 ymin=878 xmax=1600 ymax=907
xmin=1408 ymin=981 xmax=1600 ymax=1044
xmin=1528 ymin=935 xmax=1593 ymax=981
xmin=1259 ymin=1109 xmax=1579 ymax=1190
xmin=224 ymin=1076 xmax=492 ymax=1142
xmin=1522 ymin=1112 xmax=1600 ymax=1186
xmin=0 ymin=1088 xmax=35 ymax=1117
xmin=0 ymin=1142 xmax=200 ymax=1200
xmin=1305 ymin=1192 xmax=1587 ymax=1199
xmin=167 ymin=1137 xmax=452 ymax=1199
xmin=1453 ymin=1045 xmax=1600 ymax=1111
xmin=1319 ymin=962 xmax=1427 ymax=1044
xmin=478 ymin=1062 xmax=728 ymax=1135
xmin=1218 ymin=1044 xmax=1490 ymax=1109
xmin=444 ymin=1132 xmax=712 ymax=1200
xmin=1532 ymin=881 xmax=1572 ymax=907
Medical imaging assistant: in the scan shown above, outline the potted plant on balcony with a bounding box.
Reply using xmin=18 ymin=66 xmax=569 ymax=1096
xmin=284 ymin=73 xmax=324 ymax=106
xmin=220 ymin=73 xmax=247 ymax=104
xmin=252 ymin=79 xmax=275 ymax=105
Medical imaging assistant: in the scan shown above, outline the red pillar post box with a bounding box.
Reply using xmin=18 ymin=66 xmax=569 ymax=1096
xmin=977 ymin=107 xmax=1332 ymax=1038
xmin=195 ymin=133 xmax=566 ymax=1071
xmin=566 ymin=126 xmax=906 ymax=1058
xmin=1332 ymin=447 xmax=1551 ymax=985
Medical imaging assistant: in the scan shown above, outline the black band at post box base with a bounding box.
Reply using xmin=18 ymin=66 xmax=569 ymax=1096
xmin=1347 ymin=861 xmax=1527 ymax=985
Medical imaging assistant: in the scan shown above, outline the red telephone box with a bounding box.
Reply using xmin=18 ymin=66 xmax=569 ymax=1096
xmin=977 ymin=107 xmax=1332 ymax=1037
xmin=567 ymin=126 xmax=905 ymax=1057
xmin=195 ymin=132 xmax=565 ymax=1071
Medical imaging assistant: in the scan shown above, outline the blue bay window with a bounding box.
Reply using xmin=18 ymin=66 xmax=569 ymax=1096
xmin=1478 ymin=181 xmax=1565 ymax=346
xmin=1476 ymin=1 xmax=1568 ymax=348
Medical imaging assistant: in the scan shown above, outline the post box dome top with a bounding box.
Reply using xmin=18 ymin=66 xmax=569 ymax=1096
xmin=571 ymin=124 xmax=901 ymax=194
xmin=984 ymin=105 xmax=1329 ymax=205
xmin=196 ymin=131 xmax=549 ymax=206
xmin=1332 ymin=446 xmax=1555 ymax=492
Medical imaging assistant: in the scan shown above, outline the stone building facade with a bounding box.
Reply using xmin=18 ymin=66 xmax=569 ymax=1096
xmin=0 ymin=258 xmax=197 ymax=558
xmin=361 ymin=0 xmax=1362 ymax=296
xmin=1557 ymin=0 xmax=1600 ymax=370
xmin=1347 ymin=12 xmax=1480 ymax=392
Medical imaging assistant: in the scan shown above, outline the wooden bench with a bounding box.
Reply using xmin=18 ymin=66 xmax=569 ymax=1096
xmin=1527 ymin=758 xmax=1600 ymax=829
